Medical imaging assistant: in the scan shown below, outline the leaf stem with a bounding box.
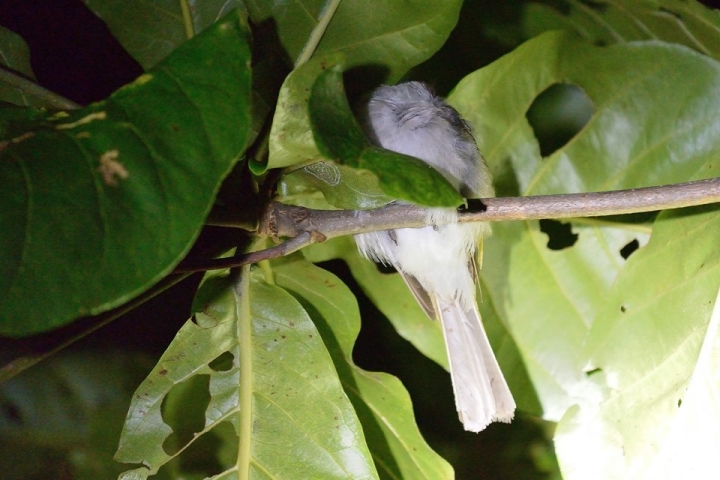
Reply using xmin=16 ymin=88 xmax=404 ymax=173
xmin=179 ymin=0 xmax=195 ymax=39
xmin=0 ymin=66 xmax=80 ymax=110
xmin=237 ymin=264 xmax=253 ymax=480
xmin=294 ymin=0 xmax=342 ymax=67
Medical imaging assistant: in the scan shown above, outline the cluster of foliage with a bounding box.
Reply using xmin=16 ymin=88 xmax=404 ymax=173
xmin=1 ymin=1 xmax=719 ymax=479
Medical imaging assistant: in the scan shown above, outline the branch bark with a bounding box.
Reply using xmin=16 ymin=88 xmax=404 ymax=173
xmin=181 ymin=177 xmax=720 ymax=272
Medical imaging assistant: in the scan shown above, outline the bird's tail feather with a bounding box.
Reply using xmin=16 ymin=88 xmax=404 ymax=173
xmin=437 ymin=299 xmax=516 ymax=432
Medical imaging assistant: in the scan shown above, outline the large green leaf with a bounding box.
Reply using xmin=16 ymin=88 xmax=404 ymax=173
xmin=272 ymin=255 xmax=453 ymax=479
xmin=524 ymin=0 xmax=720 ymax=60
xmin=447 ymin=29 xmax=720 ymax=477
xmin=244 ymin=0 xmax=462 ymax=82
xmin=555 ymin=207 xmax=720 ymax=479
xmin=0 ymin=12 xmax=252 ymax=336
xmin=82 ymin=0 xmax=245 ymax=68
xmin=115 ymin=266 xmax=377 ymax=479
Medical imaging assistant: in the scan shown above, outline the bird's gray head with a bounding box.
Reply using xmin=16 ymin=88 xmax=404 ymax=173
xmin=363 ymin=81 xmax=493 ymax=199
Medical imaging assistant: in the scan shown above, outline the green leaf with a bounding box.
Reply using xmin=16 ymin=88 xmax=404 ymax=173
xmin=265 ymin=53 xmax=345 ymax=171
xmin=82 ymin=0 xmax=245 ymax=68
xmin=524 ymin=0 xmax=720 ymax=60
xmin=278 ymin=161 xmax=393 ymax=209
xmin=0 ymin=27 xmax=43 ymax=107
xmin=309 ymin=67 xmax=369 ymax=159
xmin=245 ymin=0 xmax=463 ymax=82
xmin=555 ymin=207 xmax=720 ymax=478
xmin=115 ymin=267 xmax=377 ymax=479
xmin=0 ymin=12 xmax=252 ymax=336
xmin=308 ymin=67 xmax=463 ymax=207
xmin=256 ymin=0 xmax=464 ymax=174
xmin=272 ymin=254 xmax=453 ymax=479
xmin=447 ymin=28 xmax=720 ymax=475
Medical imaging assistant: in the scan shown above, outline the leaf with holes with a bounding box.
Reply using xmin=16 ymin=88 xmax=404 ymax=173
xmin=556 ymin=207 xmax=720 ymax=478
xmin=448 ymin=29 xmax=720 ymax=418
xmin=81 ymin=0 xmax=245 ymax=68
xmin=115 ymin=267 xmax=377 ymax=479
xmin=272 ymin=254 xmax=453 ymax=479
xmin=447 ymin=29 xmax=720 ymax=476
xmin=0 ymin=12 xmax=252 ymax=336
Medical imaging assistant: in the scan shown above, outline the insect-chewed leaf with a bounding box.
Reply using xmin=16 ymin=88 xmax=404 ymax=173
xmin=115 ymin=266 xmax=377 ymax=479
xmin=448 ymin=28 xmax=720 ymax=478
xmin=0 ymin=12 xmax=252 ymax=336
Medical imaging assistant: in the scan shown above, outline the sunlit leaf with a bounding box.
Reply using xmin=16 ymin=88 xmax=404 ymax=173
xmin=555 ymin=207 xmax=720 ymax=479
xmin=0 ymin=12 xmax=252 ymax=336
xmin=448 ymin=29 xmax=720 ymax=418
xmin=448 ymin=27 xmax=720 ymax=477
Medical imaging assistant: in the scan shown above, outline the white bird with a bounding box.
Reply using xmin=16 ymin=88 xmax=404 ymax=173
xmin=354 ymin=82 xmax=515 ymax=432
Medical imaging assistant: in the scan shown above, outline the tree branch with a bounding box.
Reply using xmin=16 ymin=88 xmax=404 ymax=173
xmin=184 ymin=177 xmax=720 ymax=272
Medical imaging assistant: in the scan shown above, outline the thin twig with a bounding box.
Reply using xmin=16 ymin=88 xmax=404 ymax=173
xmin=174 ymin=232 xmax=316 ymax=273
xmin=0 ymin=66 xmax=81 ymax=110
xmin=182 ymin=177 xmax=720 ymax=272
xmin=179 ymin=0 xmax=195 ymax=39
